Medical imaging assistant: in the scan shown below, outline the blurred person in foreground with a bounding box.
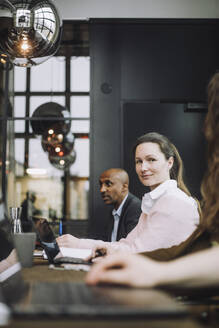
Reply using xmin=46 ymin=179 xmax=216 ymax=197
xmin=86 ymin=72 xmax=219 ymax=288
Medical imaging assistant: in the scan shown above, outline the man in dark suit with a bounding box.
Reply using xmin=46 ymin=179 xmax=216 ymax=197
xmin=99 ymin=168 xmax=141 ymax=242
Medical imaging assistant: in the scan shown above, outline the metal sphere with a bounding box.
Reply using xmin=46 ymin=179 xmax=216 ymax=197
xmin=0 ymin=0 xmax=62 ymax=66
xmin=49 ymin=151 xmax=76 ymax=171
xmin=42 ymin=131 xmax=75 ymax=156
xmin=31 ymin=102 xmax=71 ymax=135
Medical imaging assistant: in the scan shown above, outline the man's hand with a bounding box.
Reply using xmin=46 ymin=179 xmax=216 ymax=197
xmin=56 ymin=234 xmax=79 ymax=248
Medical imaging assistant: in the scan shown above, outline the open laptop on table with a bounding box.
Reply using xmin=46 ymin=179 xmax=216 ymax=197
xmin=32 ymin=217 xmax=92 ymax=265
xmin=0 ymin=207 xmax=188 ymax=322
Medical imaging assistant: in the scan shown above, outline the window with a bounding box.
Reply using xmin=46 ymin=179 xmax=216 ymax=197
xmin=10 ymin=22 xmax=90 ymax=226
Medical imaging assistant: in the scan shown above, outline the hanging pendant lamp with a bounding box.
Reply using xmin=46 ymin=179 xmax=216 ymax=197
xmin=31 ymin=102 xmax=71 ymax=135
xmin=0 ymin=0 xmax=62 ymax=67
xmin=49 ymin=151 xmax=76 ymax=171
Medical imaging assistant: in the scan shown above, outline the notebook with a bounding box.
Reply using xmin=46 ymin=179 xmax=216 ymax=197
xmin=32 ymin=217 xmax=93 ymax=264
xmin=0 ymin=207 xmax=188 ymax=321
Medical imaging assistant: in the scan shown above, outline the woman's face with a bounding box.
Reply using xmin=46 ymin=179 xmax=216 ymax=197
xmin=135 ymin=142 xmax=173 ymax=191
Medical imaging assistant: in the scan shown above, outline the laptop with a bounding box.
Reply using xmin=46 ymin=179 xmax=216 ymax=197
xmin=32 ymin=217 xmax=93 ymax=265
xmin=0 ymin=206 xmax=188 ymax=322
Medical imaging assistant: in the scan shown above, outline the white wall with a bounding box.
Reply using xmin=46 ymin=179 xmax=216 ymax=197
xmin=53 ymin=0 xmax=219 ymax=20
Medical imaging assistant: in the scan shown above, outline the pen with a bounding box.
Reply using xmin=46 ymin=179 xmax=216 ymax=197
xmin=59 ymin=220 xmax=62 ymax=236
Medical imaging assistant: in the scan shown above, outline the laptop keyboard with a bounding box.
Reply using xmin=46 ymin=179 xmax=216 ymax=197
xmin=31 ymin=282 xmax=110 ymax=306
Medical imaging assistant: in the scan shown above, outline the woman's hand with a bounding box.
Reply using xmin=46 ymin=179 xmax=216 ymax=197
xmin=89 ymin=246 xmax=107 ymax=262
xmin=86 ymin=253 xmax=163 ymax=288
xmin=56 ymin=234 xmax=79 ymax=248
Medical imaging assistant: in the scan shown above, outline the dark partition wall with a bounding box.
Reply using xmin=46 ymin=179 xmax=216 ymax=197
xmin=89 ymin=19 xmax=219 ymax=238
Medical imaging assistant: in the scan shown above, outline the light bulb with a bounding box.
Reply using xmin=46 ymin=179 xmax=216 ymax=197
xmin=57 ymin=134 xmax=63 ymax=141
xmin=18 ymin=33 xmax=32 ymax=54
xmin=49 ymin=151 xmax=76 ymax=170
xmin=55 ymin=147 xmax=61 ymax=152
xmin=48 ymin=129 xmax=54 ymax=135
xmin=20 ymin=40 xmax=30 ymax=51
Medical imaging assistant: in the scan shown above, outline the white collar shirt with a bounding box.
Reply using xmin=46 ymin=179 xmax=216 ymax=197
xmin=111 ymin=194 xmax=128 ymax=242
xmin=141 ymin=179 xmax=197 ymax=214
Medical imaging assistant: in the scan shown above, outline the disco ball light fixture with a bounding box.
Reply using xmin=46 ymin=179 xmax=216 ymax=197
xmin=0 ymin=0 xmax=62 ymax=67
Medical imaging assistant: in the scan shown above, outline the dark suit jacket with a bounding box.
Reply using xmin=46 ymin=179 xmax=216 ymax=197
xmin=104 ymin=192 xmax=142 ymax=241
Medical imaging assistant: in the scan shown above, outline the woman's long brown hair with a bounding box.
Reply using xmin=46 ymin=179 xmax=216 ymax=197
xmin=200 ymin=73 xmax=219 ymax=232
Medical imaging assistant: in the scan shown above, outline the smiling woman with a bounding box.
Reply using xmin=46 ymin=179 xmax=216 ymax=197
xmin=135 ymin=142 xmax=174 ymax=191
xmin=56 ymin=132 xmax=200 ymax=260
xmin=133 ymin=132 xmax=191 ymax=196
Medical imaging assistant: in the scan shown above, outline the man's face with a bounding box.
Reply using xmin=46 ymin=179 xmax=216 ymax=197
xmin=99 ymin=171 xmax=126 ymax=209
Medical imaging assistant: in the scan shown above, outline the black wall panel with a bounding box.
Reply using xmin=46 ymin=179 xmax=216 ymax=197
xmin=89 ymin=19 xmax=219 ymax=238
xmin=120 ymin=23 xmax=218 ymax=100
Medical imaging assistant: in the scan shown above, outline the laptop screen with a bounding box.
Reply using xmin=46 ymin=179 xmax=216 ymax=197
xmin=32 ymin=217 xmax=60 ymax=263
xmin=32 ymin=217 xmax=56 ymax=243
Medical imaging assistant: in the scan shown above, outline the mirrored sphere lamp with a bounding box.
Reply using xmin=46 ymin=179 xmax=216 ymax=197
xmin=42 ymin=131 xmax=75 ymax=156
xmin=0 ymin=0 xmax=62 ymax=67
xmin=49 ymin=150 xmax=76 ymax=171
xmin=31 ymin=102 xmax=71 ymax=135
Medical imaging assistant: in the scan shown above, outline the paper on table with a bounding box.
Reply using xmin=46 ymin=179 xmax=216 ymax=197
xmin=59 ymin=247 xmax=92 ymax=259
xmin=33 ymin=250 xmax=43 ymax=257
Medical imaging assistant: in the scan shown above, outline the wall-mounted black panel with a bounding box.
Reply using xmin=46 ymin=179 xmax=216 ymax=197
xmin=120 ymin=23 xmax=219 ymax=100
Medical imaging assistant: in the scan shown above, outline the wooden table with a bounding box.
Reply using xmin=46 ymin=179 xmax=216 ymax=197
xmin=5 ymin=258 xmax=215 ymax=328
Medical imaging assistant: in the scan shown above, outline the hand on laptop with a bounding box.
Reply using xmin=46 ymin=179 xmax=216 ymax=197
xmin=90 ymin=247 xmax=107 ymax=263
xmin=56 ymin=234 xmax=79 ymax=248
